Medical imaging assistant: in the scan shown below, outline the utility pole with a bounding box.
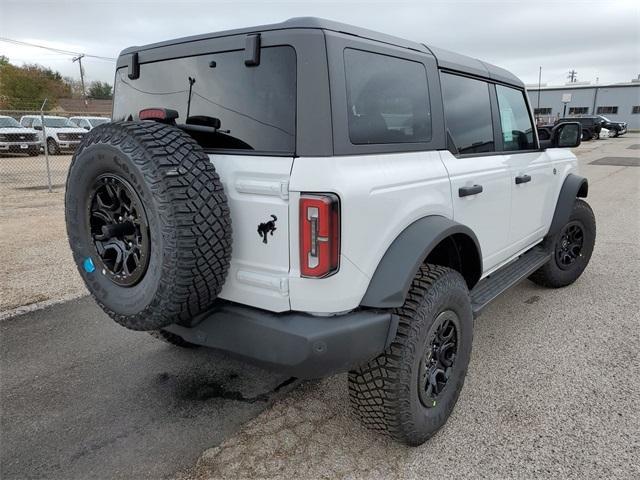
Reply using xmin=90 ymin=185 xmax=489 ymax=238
xmin=72 ymin=54 xmax=87 ymax=109
xmin=567 ymin=69 xmax=577 ymax=83
xmin=537 ymin=66 xmax=542 ymax=110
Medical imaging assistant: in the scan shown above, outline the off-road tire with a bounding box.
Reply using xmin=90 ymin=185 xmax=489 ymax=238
xmin=529 ymin=199 xmax=595 ymax=288
xmin=348 ymin=264 xmax=473 ymax=446
xmin=149 ymin=330 xmax=198 ymax=349
xmin=65 ymin=121 xmax=232 ymax=331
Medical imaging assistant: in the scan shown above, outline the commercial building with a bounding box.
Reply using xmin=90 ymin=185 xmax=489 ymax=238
xmin=527 ymin=80 xmax=640 ymax=129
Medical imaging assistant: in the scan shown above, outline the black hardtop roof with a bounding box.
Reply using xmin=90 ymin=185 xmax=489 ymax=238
xmin=120 ymin=17 xmax=523 ymax=88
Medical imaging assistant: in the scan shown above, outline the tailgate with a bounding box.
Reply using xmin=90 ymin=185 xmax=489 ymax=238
xmin=210 ymin=154 xmax=293 ymax=312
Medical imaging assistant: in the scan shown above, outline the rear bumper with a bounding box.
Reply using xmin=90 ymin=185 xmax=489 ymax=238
xmin=164 ymin=303 xmax=397 ymax=379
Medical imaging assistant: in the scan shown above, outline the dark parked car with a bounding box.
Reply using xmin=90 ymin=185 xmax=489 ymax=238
xmin=594 ymin=115 xmax=626 ymax=137
xmin=556 ymin=116 xmax=601 ymax=141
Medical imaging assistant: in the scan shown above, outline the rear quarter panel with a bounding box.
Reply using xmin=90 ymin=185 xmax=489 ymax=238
xmin=289 ymin=151 xmax=452 ymax=313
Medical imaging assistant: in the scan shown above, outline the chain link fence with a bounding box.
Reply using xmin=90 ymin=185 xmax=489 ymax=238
xmin=0 ymin=106 xmax=110 ymax=194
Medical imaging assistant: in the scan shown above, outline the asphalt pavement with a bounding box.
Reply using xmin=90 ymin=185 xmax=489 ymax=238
xmin=0 ymin=298 xmax=296 ymax=479
xmin=187 ymin=135 xmax=640 ymax=479
xmin=1 ymin=135 xmax=639 ymax=480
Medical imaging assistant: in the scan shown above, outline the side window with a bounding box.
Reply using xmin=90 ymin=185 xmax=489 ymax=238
xmin=495 ymin=85 xmax=536 ymax=151
xmin=344 ymin=49 xmax=431 ymax=145
xmin=22 ymin=118 xmax=33 ymax=127
xmin=440 ymin=73 xmax=494 ymax=154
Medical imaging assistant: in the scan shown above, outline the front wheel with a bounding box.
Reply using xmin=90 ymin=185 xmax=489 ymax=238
xmin=349 ymin=264 xmax=473 ymax=446
xmin=581 ymin=130 xmax=591 ymax=141
xmin=47 ymin=138 xmax=60 ymax=155
xmin=529 ymin=199 xmax=595 ymax=288
xmin=610 ymin=130 xmax=618 ymax=138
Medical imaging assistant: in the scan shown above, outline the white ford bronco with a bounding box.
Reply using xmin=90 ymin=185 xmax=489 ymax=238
xmin=65 ymin=18 xmax=595 ymax=445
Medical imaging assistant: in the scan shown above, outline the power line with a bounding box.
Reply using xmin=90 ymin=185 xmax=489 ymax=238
xmin=0 ymin=37 xmax=116 ymax=61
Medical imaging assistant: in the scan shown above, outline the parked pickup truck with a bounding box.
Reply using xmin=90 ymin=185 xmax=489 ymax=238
xmin=0 ymin=115 xmax=41 ymax=156
xmin=594 ymin=115 xmax=626 ymax=137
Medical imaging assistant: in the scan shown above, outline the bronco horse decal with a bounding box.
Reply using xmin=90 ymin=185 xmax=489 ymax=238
xmin=257 ymin=215 xmax=277 ymax=244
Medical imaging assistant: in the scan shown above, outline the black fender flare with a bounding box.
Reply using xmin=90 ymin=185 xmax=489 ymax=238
xmin=360 ymin=216 xmax=482 ymax=309
xmin=548 ymin=174 xmax=588 ymax=237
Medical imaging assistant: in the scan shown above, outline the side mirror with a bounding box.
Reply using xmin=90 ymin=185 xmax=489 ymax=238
xmin=33 ymin=125 xmax=42 ymax=131
xmin=84 ymin=126 xmax=90 ymax=130
xmin=539 ymin=121 xmax=581 ymax=149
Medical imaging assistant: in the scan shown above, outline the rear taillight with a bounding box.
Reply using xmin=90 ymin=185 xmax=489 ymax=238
xmin=138 ymin=108 xmax=178 ymax=122
xmin=299 ymin=193 xmax=340 ymax=278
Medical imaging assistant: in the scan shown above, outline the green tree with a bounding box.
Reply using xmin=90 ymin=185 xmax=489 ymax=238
xmin=0 ymin=60 xmax=70 ymax=110
xmin=88 ymin=81 xmax=113 ymax=100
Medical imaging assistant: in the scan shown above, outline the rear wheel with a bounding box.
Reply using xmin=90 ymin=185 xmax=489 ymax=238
xmin=65 ymin=121 xmax=232 ymax=331
xmin=349 ymin=264 xmax=473 ymax=446
xmin=529 ymin=199 xmax=595 ymax=288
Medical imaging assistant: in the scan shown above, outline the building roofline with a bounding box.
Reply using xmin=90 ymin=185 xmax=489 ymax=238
xmin=528 ymin=82 xmax=640 ymax=91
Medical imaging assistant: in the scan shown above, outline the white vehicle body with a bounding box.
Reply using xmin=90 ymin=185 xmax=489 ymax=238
xmin=206 ymin=147 xmax=577 ymax=314
xmin=112 ymin=18 xmax=584 ymax=317
xmin=21 ymin=115 xmax=87 ymax=151
xmin=69 ymin=116 xmax=111 ymax=130
xmin=599 ymin=127 xmax=611 ymax=139
xmin=0 ymin=116 xmax=41 ymax=154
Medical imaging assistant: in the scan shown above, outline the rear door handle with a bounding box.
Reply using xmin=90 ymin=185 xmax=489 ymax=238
xmin=458 ymin=184 xmax=483 ymax=197
xmin=515 ymin=174 xmax=531 ymax=184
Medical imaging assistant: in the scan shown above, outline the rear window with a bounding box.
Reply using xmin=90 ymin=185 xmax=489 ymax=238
xmin=113 ymin=46 xmax=296 ymax=154
xmin=344 ymin=49 xmax=431 ymax=145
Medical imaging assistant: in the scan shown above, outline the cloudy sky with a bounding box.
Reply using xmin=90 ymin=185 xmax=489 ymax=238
xmin=1 ymin=0 xmax=639 ymax=87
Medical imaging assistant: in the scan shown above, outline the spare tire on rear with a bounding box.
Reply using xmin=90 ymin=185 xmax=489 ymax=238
xmin=65 ymin=121 xmax=232 ymax=331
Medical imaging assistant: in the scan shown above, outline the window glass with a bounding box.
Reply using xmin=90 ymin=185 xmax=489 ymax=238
xmin=344 ymin=49 xmax=431 ymax=144
xmin=441 ymin=73 xmax=494 ymax=154
xmin=596 ymin=106 xmax=618 ymax=115
xmin=89 ymin=118 xmax=110 ymax=127
xmin=113 ymin=46 xmax=296 ymax=153
xmin=496 ymin=85 xmax=536 ymax=151
xmin=568 ymin=107 xmax=588 ymax=115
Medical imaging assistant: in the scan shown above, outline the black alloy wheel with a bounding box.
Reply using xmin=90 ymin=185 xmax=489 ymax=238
xmin=554 ymin=221 xmax=584 ymax=270
xmin=87 ymin=174 xmax=150 ymax=287
xmin=418 ymin=310 xmax=459 ymax=408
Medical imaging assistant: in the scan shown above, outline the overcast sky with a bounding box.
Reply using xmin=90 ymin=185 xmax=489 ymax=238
xmin=1 ymin=0 xmax=639 ymax=88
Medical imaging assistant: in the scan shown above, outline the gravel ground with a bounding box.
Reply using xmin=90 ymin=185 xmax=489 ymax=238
xmin=185 ymin=135 xmax=640 ymax=479
xmin=0 ymin=153 xmax=86 ymax=313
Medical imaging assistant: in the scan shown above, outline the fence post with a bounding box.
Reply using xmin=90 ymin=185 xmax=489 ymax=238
xmin=39 ymin=99 xmax=53 ymax=193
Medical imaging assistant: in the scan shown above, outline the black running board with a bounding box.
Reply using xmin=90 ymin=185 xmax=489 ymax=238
xmin=470 ymin=246 xmax=551 ymax=317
